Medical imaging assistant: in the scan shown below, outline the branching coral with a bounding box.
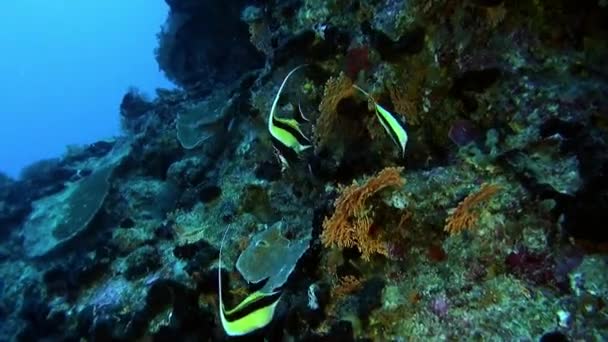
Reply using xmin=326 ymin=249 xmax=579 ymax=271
xmin=385 ymin=59 xmax=427 ymax=126
xmin=444 ymin=183 xmax=501 ymax=235
xmin=321 ymin=167 xmax=405 ymax=260
xmin=314 ymin=72 xmax=354 ymax=152
xmin=387 ymin=81 xmax=419 ymax=126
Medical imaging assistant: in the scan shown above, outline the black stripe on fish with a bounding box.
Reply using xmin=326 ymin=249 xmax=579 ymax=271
xmin=375 ymin=109 xmax=405 ymax=149
xmin=222 ymin=290 xmax=283 ymax=322
xmin=272 ymin=116 xmax=312 ymax=147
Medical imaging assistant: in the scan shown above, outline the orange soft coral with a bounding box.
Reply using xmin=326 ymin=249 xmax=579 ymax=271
xmin=314 ymin=73 xmax=354 ymax=151
xmin=444 ymin=183 xmax=501 ymax=234
xmin=321 ymin=167 xmax=405 ymax=260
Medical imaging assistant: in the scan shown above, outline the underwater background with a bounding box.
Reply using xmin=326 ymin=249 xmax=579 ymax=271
xmin=0 ymin=0 xmax=171 ymax=178
xmin=0 ymin=0 xmax=607 ymax=341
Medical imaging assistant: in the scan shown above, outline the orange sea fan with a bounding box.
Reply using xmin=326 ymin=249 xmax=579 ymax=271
xmin=321 ymin=166 xmax=404 ymax=260
xmin=444 ymin=183 xmax=501 ymax=235
xmin=314 ymin=73 xmax=354 ymax=151
xmin=387 ymin=81 xmax=418 ymax=126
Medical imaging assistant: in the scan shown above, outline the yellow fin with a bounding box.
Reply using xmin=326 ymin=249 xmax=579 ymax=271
xmin=274 ymin=116 xmax=305 ymax=133
xmin=218 ymin=227 xmax=282 ymax=337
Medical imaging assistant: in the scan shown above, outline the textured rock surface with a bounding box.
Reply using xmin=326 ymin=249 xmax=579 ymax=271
xmin=155 ymin=0 xmax=264 ymax=90
xmin=1 ymin=1 xmax=607 ymax=341
xmin=176 ymin=88 xmax=237 ymax=149
xmin=22 ymin=142 xmax=131 ymax=257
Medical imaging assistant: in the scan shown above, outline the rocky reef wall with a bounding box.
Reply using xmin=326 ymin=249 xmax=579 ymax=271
xmin=1 ymin=0 xmax=607 ymax=341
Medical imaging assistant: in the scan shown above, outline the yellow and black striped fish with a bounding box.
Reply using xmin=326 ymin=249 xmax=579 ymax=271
xmin=353 ymin=84 xmax=409 ymax=157
xmin=218 ymin=227 xmax=282 ymax=336
xmin=268 ymin=65 xmax=312 ymax=168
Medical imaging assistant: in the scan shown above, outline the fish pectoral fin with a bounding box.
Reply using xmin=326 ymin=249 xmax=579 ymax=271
xmin=272 ymin=116 xmax=312 ymax=149
xmin=274 ymin=116 xmax=305 ymax=132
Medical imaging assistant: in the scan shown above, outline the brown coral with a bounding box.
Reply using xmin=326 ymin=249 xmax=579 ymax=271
xmin=314 ymin=73 xmax=354 ymax=151
xmin=444 ymin=183 xmax=501 ymax=234
xmin=332 ymin=275 xmax=363 ymax=299
xmin=386 ymin=59 xmax=428 ymax=126
xmin=321 ymin=167 xmax=405 ymax=260
xmin=387 ymin=81 xmax=418 ymax=125
xmin=485 ymin=4 xmax=507 ymax=29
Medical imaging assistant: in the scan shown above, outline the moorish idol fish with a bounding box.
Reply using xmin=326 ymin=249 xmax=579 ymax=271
xmin=268 ymin=65 xmax=312 ymax=169
xmin=218 ymin=227 xmax=282 ymax=336
xmin=353 ymin=84 xmax=409 ymax=157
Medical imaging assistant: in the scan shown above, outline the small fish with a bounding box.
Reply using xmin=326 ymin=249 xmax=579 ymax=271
xmin=268 ymin=65 xmax=312 ymax=168
xmin=218 ymin=226 xmax=282 ymax=336
xmin=353 ymin=84 xmax=409 ymax=157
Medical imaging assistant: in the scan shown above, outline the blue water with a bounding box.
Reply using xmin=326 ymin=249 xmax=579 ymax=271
xmin=0 ymin=0 xmax=173 ymax=178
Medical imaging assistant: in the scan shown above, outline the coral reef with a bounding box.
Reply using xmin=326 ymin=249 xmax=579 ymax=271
xmin=22 ymin=142 xmax=131 ymax=257
xmin=1 ymin=0 xmax=608 ymax=340
xmin=155 ymin=0 xmax=264 ymax=91
xmin=176 ymin=88 xmax=237 ymax=150
xmin=315 ymin=72 xmax=354 ymax=152
xmin=444 ymin=183 xmax=501 ymax=235
xmin=236 ymin=221 xmax=311 ymax=292
xmin=321 ymin=166 xmax=404 ymax=260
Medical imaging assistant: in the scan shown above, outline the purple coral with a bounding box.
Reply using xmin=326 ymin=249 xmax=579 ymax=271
xmin=505 ymin=248 xmax=556 ymax=287
xmin=429 ymin=294 xmax=450 ymax=318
